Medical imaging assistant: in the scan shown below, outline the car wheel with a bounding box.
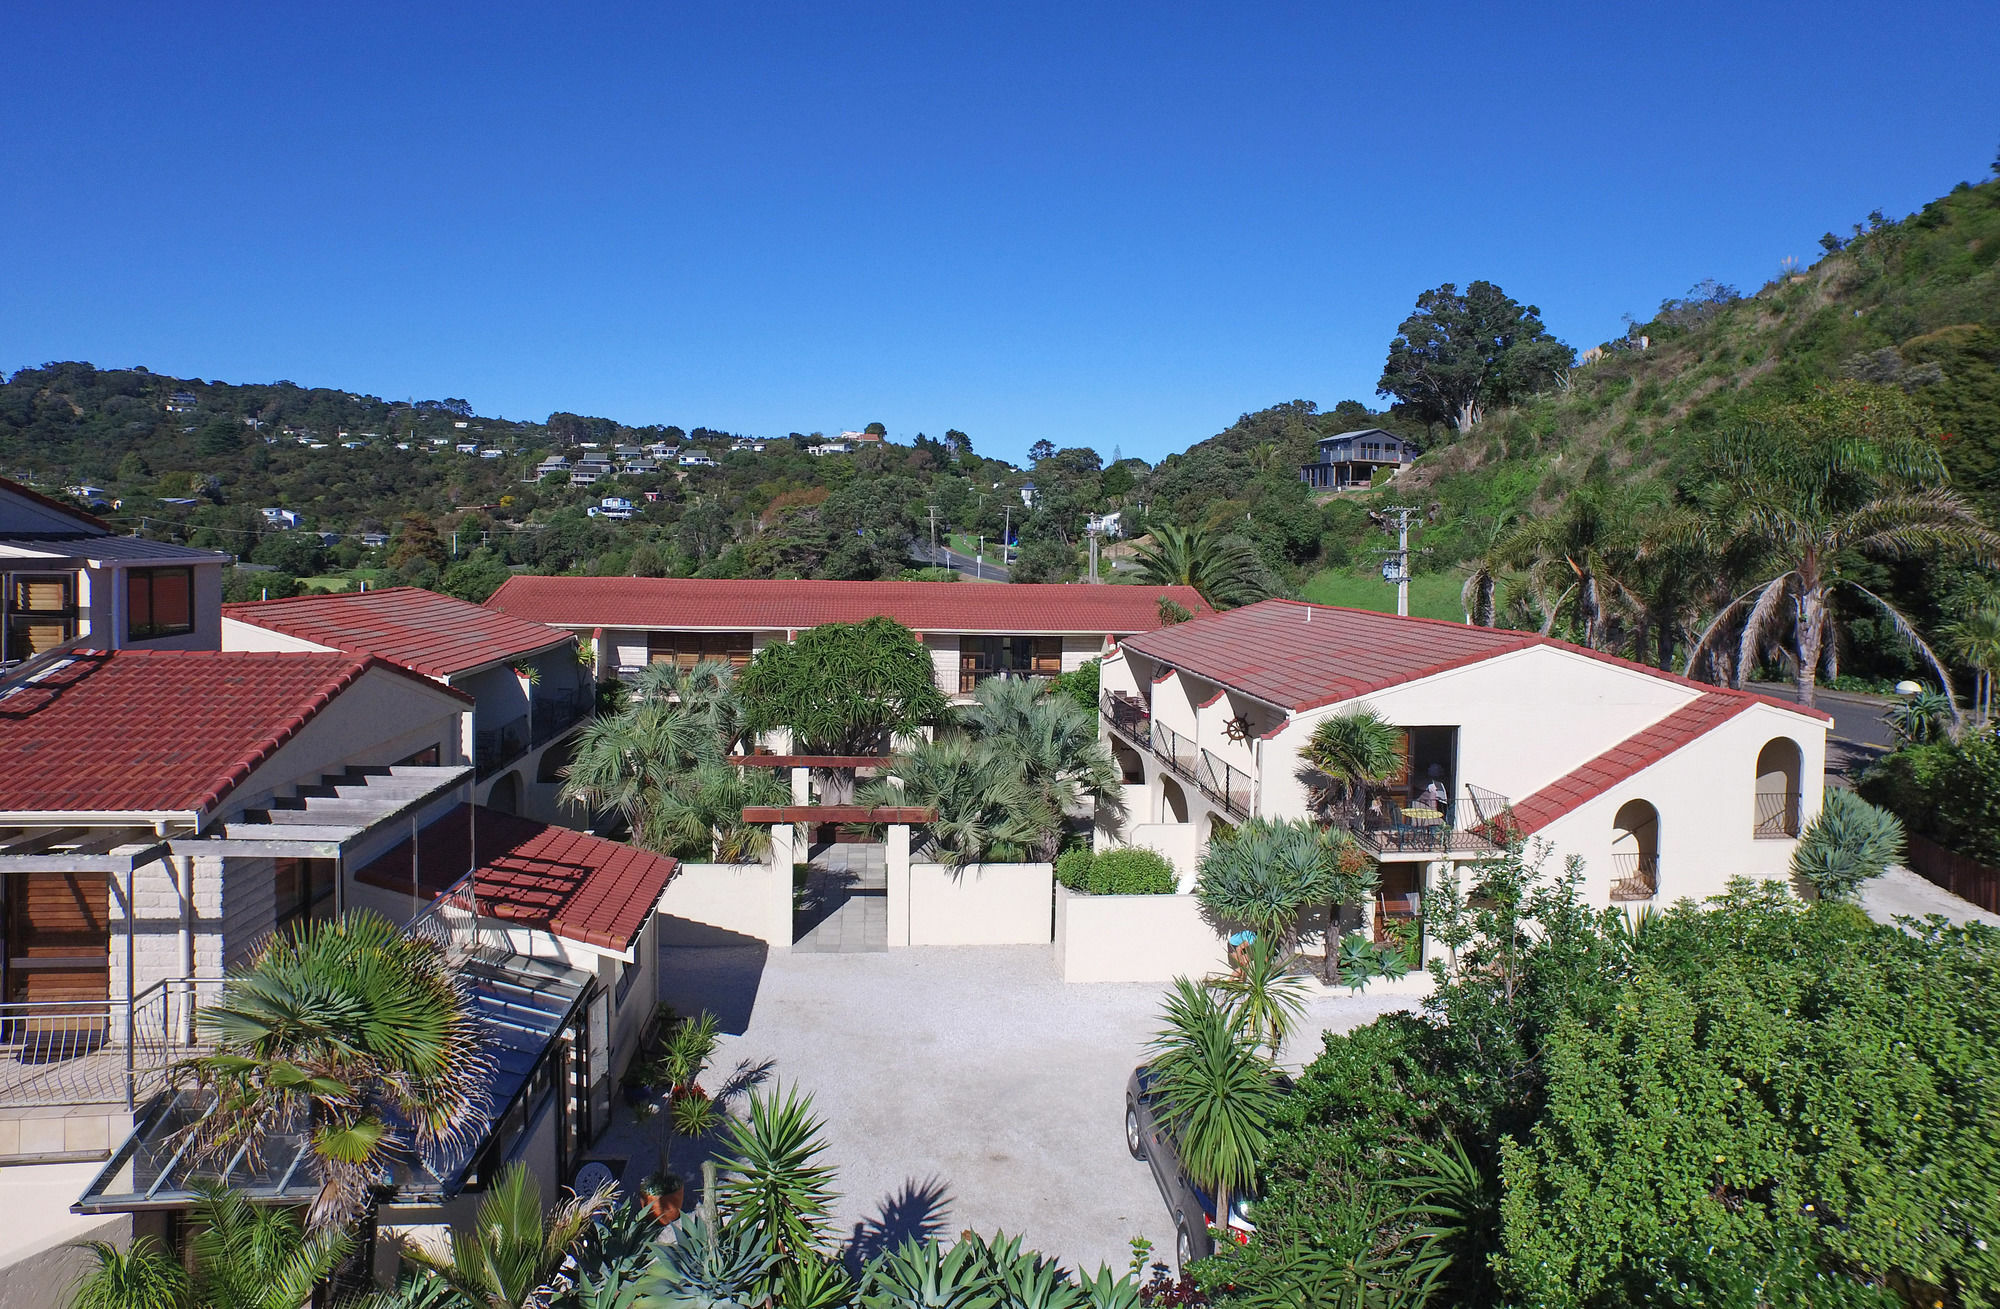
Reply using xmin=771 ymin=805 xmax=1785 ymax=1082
xmin=1175 ymin=1220 xmax=1193 ymax=1275
xmin=1125 ymin=1104 xmax=1146 ymax=1160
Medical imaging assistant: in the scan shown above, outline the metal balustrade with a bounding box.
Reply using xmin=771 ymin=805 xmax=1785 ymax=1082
xmin=1610 ymin=851 xmax=1660 ymax=901
xmin=1327 ymin=784 xmax=1512 ymax=856
xmin=405 ymin=870 xmax=488 ymax=966
xmin=0 ymin=977 xmax=222 ymax=1109
xmin=1100 ymin=691 xmax=1153 ymax=748
xmin=1151 ymin=720 xmax=1253 ymax=819
xmin=1753 ymin=787 xmax=1800 ymax=839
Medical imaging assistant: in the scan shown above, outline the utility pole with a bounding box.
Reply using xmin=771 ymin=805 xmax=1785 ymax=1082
xmin=1002 ymin=506 xmax=1012 ymax=568
xmin=1371 ymin=505 xmax=1430 ymax=618
xmin=927 ymin=505 xmax=939 ymax=555
xmin=1087 ymin=527 xmax=1100 ymax=583
xmin=976 ymin=536 xmax=984 ymax=580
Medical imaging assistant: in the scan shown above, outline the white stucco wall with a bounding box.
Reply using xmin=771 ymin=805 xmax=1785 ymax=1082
xmin=907 ymin=861 xmax=1053 ymax=945
xmin=656 ymin=860 xmax=791 ymax=945
xmin=219 ymin=617 xmax=334 ymax=654
xmin=1053 ymin=885 xmax=1230 ymax=983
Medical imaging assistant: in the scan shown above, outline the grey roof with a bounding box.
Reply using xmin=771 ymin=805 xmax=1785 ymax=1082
xmin=0 ymin=535 xmax=229 ymax=564
xmin=1317 ymin=428 xmax=1405 ymax=444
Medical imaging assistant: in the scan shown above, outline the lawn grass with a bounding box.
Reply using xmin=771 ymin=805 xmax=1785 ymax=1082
xmin=1300 ymin=568 xmax=1465 ymax=622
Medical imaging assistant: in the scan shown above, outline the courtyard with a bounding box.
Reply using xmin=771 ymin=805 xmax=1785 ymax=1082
xmin=599 ymin=940 xmax=1421 ymax=1276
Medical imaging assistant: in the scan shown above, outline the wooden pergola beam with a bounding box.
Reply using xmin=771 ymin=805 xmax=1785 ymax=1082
xmin=726 ymin=755 xmax=892 ymax=769
xmin=740 ymin=805 xmax=936 ymax=824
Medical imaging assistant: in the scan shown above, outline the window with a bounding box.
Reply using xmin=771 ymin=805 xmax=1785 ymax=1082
xmin=126 ymin=567 xmax=194 ymax=640
xmin=958 ymin=635 xmax=1061 ymax=693
xmin=398 ymin=744 xmax=442 ymax=767
xmin=647 ymin=631 xmax=752 ymax=669
xmin=2 ymin=571 xmax=77 ymax=665
xmin=273 ymin=859 xmax=336 ymax=935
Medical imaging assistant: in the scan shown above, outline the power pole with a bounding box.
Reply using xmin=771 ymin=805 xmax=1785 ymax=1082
xmin=1087 ymin=528 xmax=1100 ymax=583
xmin=1371 ymin=505 xmax=1429 ymax=618
xmin=1002 ymin=506 xmax=1012 ymax=567
xmin=976 ymin=536 xmax=984 ymax=581
xmin=927 ymin=505 xmax=939 ymax=554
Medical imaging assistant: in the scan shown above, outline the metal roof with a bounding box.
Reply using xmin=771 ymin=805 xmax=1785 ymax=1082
xmin=0 ymin=535 xmax=228 ymax=564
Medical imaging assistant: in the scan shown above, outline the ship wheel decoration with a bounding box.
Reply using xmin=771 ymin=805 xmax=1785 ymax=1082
xmin=1223 ymin=716 xmax=1251 ymax=742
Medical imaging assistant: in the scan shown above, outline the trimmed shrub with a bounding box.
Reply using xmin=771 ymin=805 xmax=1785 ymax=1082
xmin=1087 ymin=847 xmax=1177 ymax=895
xmin=1054 ymin=847 xmax=1094 ymax=891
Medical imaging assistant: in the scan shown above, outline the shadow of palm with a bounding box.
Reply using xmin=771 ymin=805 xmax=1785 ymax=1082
xmin=843 ymin=1175 xmax=955 ymax=1272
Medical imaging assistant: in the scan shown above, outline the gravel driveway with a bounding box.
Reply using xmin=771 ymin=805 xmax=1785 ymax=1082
xmin=631 ymin=943 xmax=1418 ymax=1276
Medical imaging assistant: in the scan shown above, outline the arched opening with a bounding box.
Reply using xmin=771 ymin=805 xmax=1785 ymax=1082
xmin=1161 ymin=776 xmax=1189 ymax=824
xmin=1207 ymin=813 xmax=1237 ymax=845
xmin=1110 ymin=740 xmax=1145 ymax=786
xmin=487 ymin=771 xmax=522 ymax=816
xmin=1610 ymin=799 xmax=1659 ymax=901
xmin=1753 ymin=738 xmax=1802 ymax=838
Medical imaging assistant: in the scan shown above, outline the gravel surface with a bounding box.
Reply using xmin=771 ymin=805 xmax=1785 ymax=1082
xmin=631 ymin=943 xmax=1418 ymax=1275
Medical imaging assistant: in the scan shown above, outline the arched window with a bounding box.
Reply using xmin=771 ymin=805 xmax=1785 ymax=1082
xmin=1161 ymin=776 xmax=1189 ymax=824
xmin=1611 ymin=799 xmax=1659 ymax=901
xmin=1754 ymin=738 xmax=1803 ymax=838
xmin=487 ymin=771 xmax=522 ymax=816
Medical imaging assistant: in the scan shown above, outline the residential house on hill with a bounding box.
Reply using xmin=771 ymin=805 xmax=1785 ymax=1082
xmin=1298 ymin=427 xmax=1417 ymax=490
xmin=1097 ymin=599 xmax=1828 ymax=948
xmin=484 ymin=576 xmax=1210 ymax=698
xmin=222 ymin=586 xmax=594 ymax=824
xmin=0 ymin=477 xmax=227 ymax=670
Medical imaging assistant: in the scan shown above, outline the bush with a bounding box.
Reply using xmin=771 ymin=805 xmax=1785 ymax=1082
xmin=1791 ymin=787 xmax=1904 ymax=900
xmin=1859 ymin=731 xmax=2000 ymax=864
xmin=1054 ymin=847 xmax=1177 ymax=894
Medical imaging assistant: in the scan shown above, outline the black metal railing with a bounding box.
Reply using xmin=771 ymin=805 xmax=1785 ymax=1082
xmin=475 ymin=713 xmax=530 ymax=778
xmin=1328 ymin=784 xmax=1511 ymax=856
xmin=1610 ymin=852 xmax=1660 ymax=901
xmin=531 ymin=687 xmax=592 ymax=747
xmin=1152 ymin=721 xmax=1253 ymax=819
xmin=1100 ymin=691 xmax=1152 ymax=748
xmin=1753 ymin=788 xmax=1800 ymax=839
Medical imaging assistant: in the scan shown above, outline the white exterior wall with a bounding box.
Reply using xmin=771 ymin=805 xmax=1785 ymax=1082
xmin=1053 ymin=885 xmax=1230 ymax=983
xmin=109 ymin=853 xmax=224 ymax=1001
xmin=76 ymin=561 xmax=225 ymax=654
xmin=924 ymin=635 xmax=961 ymax=695
xmin=1060 ymin=634 xmax=1105 ymax=672
xmin=907 ymin=862 xmax=1052 ymax=945
xmin=219 ymin=856 xmax=278 ymax=969
xmin=656 ymin=860 xmax=791 ymax=945
xmin=219 ymin=618 xmax=334 ymax=654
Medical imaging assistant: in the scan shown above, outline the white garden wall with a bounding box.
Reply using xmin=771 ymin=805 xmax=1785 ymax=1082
xmin=656 ymin=859 xmax=791 ymax=945
xmin=1052 ymin=884 xmax=1231 ymax=983
xmin=907 ymin=861 xmax=1053 ymax=946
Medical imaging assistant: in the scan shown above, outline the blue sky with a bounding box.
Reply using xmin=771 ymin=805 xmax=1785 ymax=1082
xmin=3 ymin=3 xmax=1996 ymax=464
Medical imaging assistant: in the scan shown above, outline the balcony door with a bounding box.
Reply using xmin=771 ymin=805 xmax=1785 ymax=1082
xmin=3 ymin=871 xmax=110 ymax=1006
xmin=958 ymin=636 xmax=1060 ymax=694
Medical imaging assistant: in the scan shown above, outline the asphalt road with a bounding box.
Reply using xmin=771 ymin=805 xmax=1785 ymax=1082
xmin=1758 ymin=684 xmax=1898 ymax=751
xmin=910 ymin=541 xmax=1011 ymax=581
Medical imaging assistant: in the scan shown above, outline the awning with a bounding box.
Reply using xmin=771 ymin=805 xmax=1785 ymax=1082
xmin=172 ymin=764 xmax=471 ymax=859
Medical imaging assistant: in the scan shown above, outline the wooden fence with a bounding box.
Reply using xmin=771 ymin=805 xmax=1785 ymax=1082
xmin=1905 ymin=833 xmax=2000 ymax=915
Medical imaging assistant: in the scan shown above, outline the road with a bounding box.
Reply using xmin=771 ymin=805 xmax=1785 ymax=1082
xmin=909 ymin=541 xmax=1011 ymax=581
xmin=1758 ymin=684 xmax=1897 ymax=750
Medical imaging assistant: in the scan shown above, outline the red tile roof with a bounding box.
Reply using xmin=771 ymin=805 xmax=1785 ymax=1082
xmin=483 ymin=576 xmax=1211 ymax=635
xmin=1119 ymin=599 xmax=1830 ymax=721
xmin=354 ymin=805 xmax=677 ymax=952
xmin=224 ymin=586 xmax=573 ymax=680
xmin=1506 ymin=692 xmax=1755 ymax=833
xmin=0 ymin=651 xmax=467 ymax=817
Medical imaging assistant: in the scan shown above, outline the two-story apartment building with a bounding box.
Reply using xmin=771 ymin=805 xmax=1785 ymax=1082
xmin=1 ymin=478 xmax=228 ymax=670
xmin=1097 ymin=600 xmax=1828 ymax=944
xmin=483 ymin=576 xmax=1210 ymax=699
xmin=221 ymin=587 xmax=595 ymax=825
xmin=1297 ymin=428 xmax=1418 ymax=490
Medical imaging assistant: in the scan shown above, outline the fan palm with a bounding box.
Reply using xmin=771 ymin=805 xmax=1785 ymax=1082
xmin=860 ymin=733 xmax=1045 ymax=866
xmin=1303 ymin=709 xmax=1405 ymax=820
xmin=186 ymin=1183 xmax=351 ymax=1309
xmin=179 ymin=911 xmax=486 ymax=1232
xmin=1684 ymin=389 xmax=2000 ymax=709
xmin=1146 ymin=978 xmax=1281 ymax=1231
xmin=67 ymin=1238 xmax=191 ymax=1309
xmin=401 ymin=1162 xmax=615 ymax=1309
xmin=961 ymin=677 xmax=1124 ymax=859
xmin=1130 ymin=523 xmax=1272 ymax=609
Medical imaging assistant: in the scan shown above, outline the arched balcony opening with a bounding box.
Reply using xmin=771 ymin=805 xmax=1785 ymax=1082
xmin=1754 ymin=738 xmax=1803 ymax=838
xmin=1610 ymin=799 xmax=1660 ymax=901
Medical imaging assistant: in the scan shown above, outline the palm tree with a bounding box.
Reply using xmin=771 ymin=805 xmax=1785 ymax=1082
xmin=1303 ymin=709 xmax=1405 ymax=824
xmin=400 ymin=1163 xmax=615 ymax=1309
xmin=1206 ymin=936 xmax=1310 ymax=1059
xmin=67 ymin=1239 xmax=190 ymax=1309
xmin=1130 ymin=522 xmax=1272 ymax=609
xmin=1194 ymin=818 xmax=1335 ymax=956
xmin=1146 ymin=978 xmax=1282 ymax=1233
xmin=1945 ymin=600 xmax=2000 ymax=726
xmin=1685 ymin=388 xmax=2000 ymax=709
xmin=859 ymin=733 xmax=1043 ymax=866
xmin=1458 ymin=515 xmax=1516 ymax=627
xmin=180 ymin=912 xmax=486 ymax=1232
xmin=1497 ymin=487 xmax=1647 ymax=650
xmin=187 ymin=1183 xmax=351 ymax=1309
xmin=961 ymin=676 xmax=1124 ymax=860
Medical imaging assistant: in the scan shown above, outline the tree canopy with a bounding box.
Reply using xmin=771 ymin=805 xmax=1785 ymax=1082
xmin=1377 ymin=280 xmax=1574 ymax=432
xmin=738 ymin=616 xmax=947 ymax=755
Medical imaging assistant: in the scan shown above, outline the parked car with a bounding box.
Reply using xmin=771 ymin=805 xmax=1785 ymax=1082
xmin=1126 ymin=1064 xmax=1259 ymax=1271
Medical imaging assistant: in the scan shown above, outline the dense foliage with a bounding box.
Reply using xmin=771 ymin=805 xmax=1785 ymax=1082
xmin=1858 ymin=724 xmax=2000 ymax=863
xmin=1055 ymin=846 xmax=1178 ymax=895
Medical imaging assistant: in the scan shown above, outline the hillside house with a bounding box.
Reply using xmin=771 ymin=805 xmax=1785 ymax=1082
xmin=485 ymin=576 xmax=1209 ymax=700
xmin=1096 ymin=600 xmax=1828 ymax=955
xmin=0 ymin=478 xmax=227 ymax=669
xmin=1299 ymin=428 xmax=1418 ymax=490
xmin=260 ymin=507 xmax=301 ymax=530
xmin=163 ymin=392 xmax=197 ymax=414
xmin=222 ymin=587 xmax=594 ymax=825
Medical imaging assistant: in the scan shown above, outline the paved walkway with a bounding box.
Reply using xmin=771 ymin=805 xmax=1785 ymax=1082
xmin=793 ymin=845 xmax=887 ymax=954
xmin=1861 ymin=865 xmax=2000 ymax=929
xmin=593 ymin=943 xmax=1419 ymax=1276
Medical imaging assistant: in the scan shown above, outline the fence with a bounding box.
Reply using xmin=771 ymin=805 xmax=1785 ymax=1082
xmin=1905 ymin=833 xmax=2000 ymax=915
xmin=1609 ymin=852 xmax=1660 ymax=902
xmin=406 ymin=871 xmax=488 ymax=964
xmin=1100 ymin=691 xmax=1152 ymax=748
xmin=1153 ymin=721 xmax=1252 ymax=819
xmin=0 ymin=976 xmax=222 ymax=1109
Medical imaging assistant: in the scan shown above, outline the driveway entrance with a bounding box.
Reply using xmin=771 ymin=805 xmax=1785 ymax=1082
xmin=793 ymin=842 xmax=887 ymax=953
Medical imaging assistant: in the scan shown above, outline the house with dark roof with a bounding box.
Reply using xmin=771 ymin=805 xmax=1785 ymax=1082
xmin=484 ymin=576 xmax=1210 ymax=699
xmin=221 ymin=586 xmax=594 ymax=824
xmin=1096 ymin=599 xmax=1828 ymax=953
xmin=1298 ymin=427 xmax=1417 ymax=490
xmin=0 ymin=476 xmax=229 ymax=670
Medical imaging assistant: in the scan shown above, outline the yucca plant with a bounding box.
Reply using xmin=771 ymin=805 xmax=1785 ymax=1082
xmin=774 ymin=1254 xmax=858 ymax=1309
xmin=1791 ymin=788 xmax=1905 ymax=901
xmin=186 ymin=1183 xmax=350 ymax=1309
xmin=634 ymin=1214 xmax=771 ymax=1309
xmin=856 ymin=1237 xmax=998 ymax=1309
xmin=713 ymin=1083 xmax=839 ymax=1262
xmin=401 ymin=1163 xmax=615 ymax=1309
xmin=179 ymin=911 xmax=487 ymax=1231
xmin=67 ymin=1238 xmax=190 ymax=1309
xmin=1145 ymin=978 xmax=1282 ymax=1234
xmin=1206 ymin=936 xmax=1310 ymax=1059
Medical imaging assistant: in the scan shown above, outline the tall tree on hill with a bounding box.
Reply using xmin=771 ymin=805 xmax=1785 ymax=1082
xmin=1377 ymin=281 xmax=1574 ymax=433
xmin=1685 ymin=382 xmax=2000 ymax=709
xmin=1132 ymin=522 xmax=1273 ymax=609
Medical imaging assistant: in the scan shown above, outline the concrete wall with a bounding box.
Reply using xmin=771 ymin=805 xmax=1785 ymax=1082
xmin=656 ymin=860 xmax=791 ymax=946
xmin=1053 ymin=884 xmax=1231 ymax=983
xmin=220 ymin=616 xmax=333 ymax=654
xmin=78 ymin=561 xmax=226 ymax=654
xmin=907 ymin=861 xmax=1053 ymax=946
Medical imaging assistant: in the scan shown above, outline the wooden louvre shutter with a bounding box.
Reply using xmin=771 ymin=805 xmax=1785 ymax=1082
xmin=1030 ymin=637 xmax=1062 ymax=676
xmin=6 ymin=871 xmax=111 ymax=1007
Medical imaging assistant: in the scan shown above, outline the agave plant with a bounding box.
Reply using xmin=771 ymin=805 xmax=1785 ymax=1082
xmin=187 ymin=1182 xmax=351 ymax=1309
xmin=551 ymin=1203 xmax=663 ymax=1309
xmin=856 ymin=1237 xmax=998 ymax=1309
xmin=714 ymin=1084 xmax=839 ymax=1261
xmin=67 ymin=1238 xmax=191 ymax=1309
xmin=634 ymin=1215 xmax=772 ymax=1309
xmin=1791 ymin=788 xmax=1906 ymax=901
xmin=401 ymin=1163 xmax=615 ymax=1309
xmin=775 ymin=1254 xmax=858 ymax=1309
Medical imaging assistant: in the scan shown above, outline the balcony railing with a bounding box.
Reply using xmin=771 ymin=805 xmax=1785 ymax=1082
xmin=532 ymin=687 xmax=592 ymax=748
xmin=405 ymin=870 xmax=489 ymax=966
xmin=1100 ymin=691 xmax=1152 ymax=748
xmin=1327 ymin=783 xmax=1511 ymax=856
xmin=958 ymin=666 xmax=1052 ymax=696
xmin=1753 ymin=787 xmax=1800 ymax=839
xmin=1153 ymin=721 xmax=1253 ymax=819
xmin=1610 ymin=852 xmax=1660 ymax=901
xmin=0 ymin=977 xmax=222 ymax=1110
xmin=475 ymin=713 xmax=530 ymax=778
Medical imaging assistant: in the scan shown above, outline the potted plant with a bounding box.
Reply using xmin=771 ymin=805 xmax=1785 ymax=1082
xmin=638 ymin=1170 xmax=684 ymax=1226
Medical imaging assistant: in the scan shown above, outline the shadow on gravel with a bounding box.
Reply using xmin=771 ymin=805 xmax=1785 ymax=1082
xmin=844 ymin=1175 xmax=955 ymax=1271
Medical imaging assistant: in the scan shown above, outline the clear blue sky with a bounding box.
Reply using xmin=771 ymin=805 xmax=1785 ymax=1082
xmin=4 ymin=3 xmax=1996 ymax=464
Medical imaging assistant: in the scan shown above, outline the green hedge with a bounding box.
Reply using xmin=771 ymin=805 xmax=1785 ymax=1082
xmin=1858 ymin=731 xmax=2000 ymax=864
xmin=1054 ymin=846 xmax=1177 ymax=895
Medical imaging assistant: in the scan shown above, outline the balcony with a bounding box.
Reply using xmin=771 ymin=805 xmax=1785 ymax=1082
xmin=1153 ymin=721 xmax=1254 ymax=820
xmin=0 ymin=977 xmax=221 ymax=1111
xmin=1327 ymin=783 xmax=1510 ymax=858
xmin=1610 ymin=851 xmax=1660 ymax=901
xmin=1100 ymin=690 xmax=1152 ymax=749
xmin=1753 ymin=787 xmax=1800 ymax=839
xmin=476 ymin=689 xmax=593 ymax=777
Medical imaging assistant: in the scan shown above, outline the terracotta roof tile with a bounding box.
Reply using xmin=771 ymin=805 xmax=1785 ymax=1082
xmin=225 ymin=586 xmax=572 ymax=680
xmin=1507 ymin=692 xmax=1754 ymax=833
xmin=483 ymin=576 xmax=1210 ymax=635
xmin=354 ymin=805 xmax=677 ymax=952
xmin=0 ymin=650 xmax=465 ymax=816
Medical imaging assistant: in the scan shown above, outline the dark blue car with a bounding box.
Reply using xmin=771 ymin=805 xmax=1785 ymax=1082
xmin=1125 ymin=1063 xmax=1259 ymax=1272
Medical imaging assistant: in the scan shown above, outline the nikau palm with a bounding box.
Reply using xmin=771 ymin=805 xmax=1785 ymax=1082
xmin=179 ymin=911 xmax=487 ymax=1231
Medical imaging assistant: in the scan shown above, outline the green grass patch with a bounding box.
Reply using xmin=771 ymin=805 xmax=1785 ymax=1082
xmin=1301 ymin=568 xmax=1464 ymax=621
